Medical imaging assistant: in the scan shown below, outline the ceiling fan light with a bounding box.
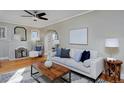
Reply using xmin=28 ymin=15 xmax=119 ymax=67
xmin=23 ymin=10 xmax=48 ymax=21
xmin=33 ymin=17 xmax=38 ymax=21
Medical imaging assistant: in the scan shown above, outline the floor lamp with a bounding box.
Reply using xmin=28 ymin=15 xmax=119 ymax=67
xmin=105 ymin=38 xmax=119 ymax=60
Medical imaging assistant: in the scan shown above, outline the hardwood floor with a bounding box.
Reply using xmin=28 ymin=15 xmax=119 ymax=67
xmin=1 ymin=58 xmax=124 ymax=83
xmin=0 ymin=56 xmax=46 ymax=74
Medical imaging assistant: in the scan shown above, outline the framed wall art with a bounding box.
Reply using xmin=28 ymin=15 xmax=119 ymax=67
xmin=69 ymin=27 xmax=88 ymax=45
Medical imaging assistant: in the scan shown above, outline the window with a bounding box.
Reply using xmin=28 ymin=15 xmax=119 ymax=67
xmin=31 ymin=31 xmax=38 ymax=40
xmin=0 ymin=26 xmax=6 ymax=39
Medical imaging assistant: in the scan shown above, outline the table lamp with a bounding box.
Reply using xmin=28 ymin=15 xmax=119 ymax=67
xmin=105 ymin=38 xmax=119 ymax=60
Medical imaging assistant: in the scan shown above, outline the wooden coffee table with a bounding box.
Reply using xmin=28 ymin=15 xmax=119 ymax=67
xmin=31 ymin=62 xmax=71 ymax=83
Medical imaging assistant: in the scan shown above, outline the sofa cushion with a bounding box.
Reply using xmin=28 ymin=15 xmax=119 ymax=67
xmin=72 ymin=51 xmax=82 ymax=62
xmin=52 ymin=57 xmax=90 ymax=74
xmin=60 ymin=48 xmax=70 ymax=58
xmin=80 ymin=50 xmax=90 ymax=62
xmin=83 ymin=59 xmax=94 ymax=67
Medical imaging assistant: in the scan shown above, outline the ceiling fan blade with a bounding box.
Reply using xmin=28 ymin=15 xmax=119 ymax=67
xmin=24 ymin=10 xmax=35 ymax=16
xmin=37 ymin=12 xmax=46 ymax=17
xmin=21 ymin=15 xmax=33 ymax=17
xmin=38 ymin=17 xmax=48 ymax=20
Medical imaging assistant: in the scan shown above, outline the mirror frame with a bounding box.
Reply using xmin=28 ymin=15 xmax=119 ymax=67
xmin=14 ymin=26 xmax=27 ymax=41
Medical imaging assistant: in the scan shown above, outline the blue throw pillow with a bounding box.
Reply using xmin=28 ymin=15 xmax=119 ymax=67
xmin=80 ymin=50 xmax=90 ymax=62
xmin=73 ymin=51 xmax=82 ymax=62
xmin=35 ymin=46 xmax=41 ymax=51
xmin=55 ymin=48 xmax=61 ymax=57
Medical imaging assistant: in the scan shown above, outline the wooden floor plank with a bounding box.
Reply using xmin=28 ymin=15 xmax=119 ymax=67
xmin=0 ymin=56 xmax=47 ymax=74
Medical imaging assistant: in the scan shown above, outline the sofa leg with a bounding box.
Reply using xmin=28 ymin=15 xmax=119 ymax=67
xmin=92 ymin=79 xmax=96 ymax=83
xmin=92 ymin=73 xmax=103 ymax=83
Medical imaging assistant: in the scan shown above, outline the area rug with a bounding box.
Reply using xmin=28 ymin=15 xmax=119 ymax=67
xmin=0 ymin=66 xmax=107 ymax=83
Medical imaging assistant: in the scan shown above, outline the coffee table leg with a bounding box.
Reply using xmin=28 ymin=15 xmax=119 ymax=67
xmin=31 ymin=65 xmax=33 ymax=75
xmin=69 ymin=71 xmax=71 ymax=83
xmin=61 ymin=71 xmax=71 ymax=83
xmin=31 ymin=65 xmax=40 ymax=83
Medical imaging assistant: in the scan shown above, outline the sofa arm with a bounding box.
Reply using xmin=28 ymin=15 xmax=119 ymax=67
xmin=90 ymin=57 xmax=104 ymax=79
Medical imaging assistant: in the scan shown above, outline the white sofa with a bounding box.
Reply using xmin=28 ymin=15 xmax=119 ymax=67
xmin=52 ymin=48 xmax=104 ymax=80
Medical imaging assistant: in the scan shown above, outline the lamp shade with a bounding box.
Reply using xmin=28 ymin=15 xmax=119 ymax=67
xmin=105 ymin=38 xmax=119 ymax=47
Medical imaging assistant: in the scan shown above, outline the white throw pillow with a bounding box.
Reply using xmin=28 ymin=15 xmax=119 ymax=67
xmin=70 ymin=48 xmax=83 ymax=58
xmin=72 ymin=51 xmax=82 ymax=62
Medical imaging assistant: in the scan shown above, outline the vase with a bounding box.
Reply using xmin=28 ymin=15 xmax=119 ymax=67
xmin=44 ymin=61 xmax=53 ymax=68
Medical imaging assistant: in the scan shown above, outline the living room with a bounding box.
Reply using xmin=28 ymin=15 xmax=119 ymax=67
xmin=40 ymin=10 xmax=124 ymax=82
xmin=0 ymin=10 xmax=124 ymax=83
xmin=1 ymin=0 xmax=124 ymax=92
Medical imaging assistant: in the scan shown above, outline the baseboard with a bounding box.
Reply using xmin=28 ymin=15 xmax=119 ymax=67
xmin=0 ymin=57 xmax=9 ymax=60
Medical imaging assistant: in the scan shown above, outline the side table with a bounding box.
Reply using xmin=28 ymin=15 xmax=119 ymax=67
xmin=104 ymin=59 xmax=123 ymax=82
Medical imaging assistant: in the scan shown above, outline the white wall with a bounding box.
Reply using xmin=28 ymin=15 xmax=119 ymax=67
xmin=0 ymin=22 xmax=39 ymax=59
xmin=40 ymin=10 xmax=124 ymax=72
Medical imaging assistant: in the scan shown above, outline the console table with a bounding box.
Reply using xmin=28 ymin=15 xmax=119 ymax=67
xmin=104 ymin=59 xmax=123 ymax=82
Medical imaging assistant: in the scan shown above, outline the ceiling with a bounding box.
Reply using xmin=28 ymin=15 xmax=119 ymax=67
xmin=0 ymin=10 xmax=92 ymax=28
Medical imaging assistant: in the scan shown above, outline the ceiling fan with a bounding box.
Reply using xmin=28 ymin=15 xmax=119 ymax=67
xmin=21 ymin=10 xmax=48 ymax=21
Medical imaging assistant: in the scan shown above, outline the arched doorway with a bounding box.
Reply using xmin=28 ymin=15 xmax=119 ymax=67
xmin=44 ymin=30 xmax=59 ymax=55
